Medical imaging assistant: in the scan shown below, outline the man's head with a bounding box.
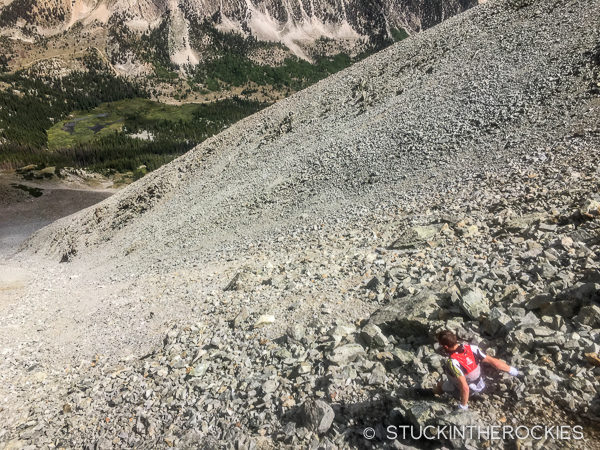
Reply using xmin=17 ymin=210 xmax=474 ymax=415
xmin=436 ymin=330 xmax=459 ymax=352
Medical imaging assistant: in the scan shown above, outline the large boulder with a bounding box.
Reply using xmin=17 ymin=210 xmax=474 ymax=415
xmin=507 ymin=329 xmax=534 ymax=350
xmin=438 ymin=410 xmax=483 ymax=448
xmin=328 ymin=343 xmax=366 ymax=365
xmin=360 ymin=323 xmax=389 ymax=348
xmin=482 ymin=307 xmax=514 ymax=336
xmin=389 ymin=225 xmax=442 ymax=249
xmin=575 ymin=304 xmax=600 ymax=328
xmin=526 ymin=283 xmax=600 ymax=317
xmin=458 ymin=288 xmax=490 ymax=321
xmin=580 ymin=199 xmax=600 ymax=218
xmin=504 ymin=213 xmax=545 ymax=234
xmin=299 ymin=399 xmax=335 ymax=434
xmin=557 ymin=282 xmax=600 ymax=304
xmin=368 ymin=290 xmax=441 ymax=338
xmin=395 ymin=400 xmax=451 ymax=429
xmin=514 ymin=311 xmax=541 ymax=328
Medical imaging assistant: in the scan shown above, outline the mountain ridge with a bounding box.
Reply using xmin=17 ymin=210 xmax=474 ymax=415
xmin=1 ymin=0 xmax=478 ymax=66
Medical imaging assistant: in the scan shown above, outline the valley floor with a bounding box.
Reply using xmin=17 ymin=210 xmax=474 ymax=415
xmin=0 ymin=172 xmax=114 ymax=258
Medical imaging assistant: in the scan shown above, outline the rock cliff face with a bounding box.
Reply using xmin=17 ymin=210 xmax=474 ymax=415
xmin=0 ymin=0 xmax=477 ymax=61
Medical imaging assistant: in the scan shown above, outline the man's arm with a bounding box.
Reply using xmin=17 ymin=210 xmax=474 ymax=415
xmin=457 ymin=375 xmax=469 ymax=408
xmin=482 ymin=355 xmax=518 ymax=375
xmin=482 ymin=355 xmax=510 ymax=371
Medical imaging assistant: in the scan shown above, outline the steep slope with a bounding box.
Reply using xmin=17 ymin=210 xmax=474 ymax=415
xmin=2 ymin=0 xmax=600 ymax=448
xmin=22 ymin=0 xmax=599 ymax=268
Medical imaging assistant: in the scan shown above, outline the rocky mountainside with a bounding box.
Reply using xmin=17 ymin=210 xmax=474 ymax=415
xmin=0 ymin=0 xmax=477 ymax=65
xmin=1 ymin=0 xmax=600 ymax=448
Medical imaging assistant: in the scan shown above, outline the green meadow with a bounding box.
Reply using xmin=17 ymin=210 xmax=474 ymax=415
xmin=2 ymin=96 xmax=266 ymax=173
xmin=47 ymin=98 xmax=203 ymax=150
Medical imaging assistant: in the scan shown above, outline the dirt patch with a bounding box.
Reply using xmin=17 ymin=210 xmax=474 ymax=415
xmin=0 ymin=265 xmax=30 ymax=308
xmin=0 ymin=174 xmax=114 ymax=258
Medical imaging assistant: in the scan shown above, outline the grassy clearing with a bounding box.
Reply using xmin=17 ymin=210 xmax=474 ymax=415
xmin=48 ymin=98 xmax=223 ymax=151
xmin=48 ymin=112 xmax=124 ymax=150
xmin=3 ymin=96 xmax=267 ymax=174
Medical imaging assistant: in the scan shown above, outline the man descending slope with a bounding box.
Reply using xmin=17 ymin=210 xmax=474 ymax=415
xmin=433 ymin=330 xmax=520 ymax=410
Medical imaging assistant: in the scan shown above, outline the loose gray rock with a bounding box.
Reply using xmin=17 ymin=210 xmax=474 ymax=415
xmin=328 ymin=343 xmax=366 ymax=365
xmin=369 ymin=290 xmax=440 ymax=337
xmin=575 ymin=304 xmax=600 ymax=328
xmin=299 ymin=399 xmax=335 ymax=434
xmin=2 ymin=1 xmax=600 ymax=449
xmin=482 ymin=307 xmax=514 ymax=336
xmin=287 ymin=324 xmax=305 ymax=342
xmin=233 ymin=307 xmax=250 ymax=328
xmin=458 ymin=288 xmax=490 ymax=321
xmin=361 ymin=323 xmax=389 ymax=348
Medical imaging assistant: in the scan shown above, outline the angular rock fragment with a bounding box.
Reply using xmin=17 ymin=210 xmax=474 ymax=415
xmin=584 ymin=353 xmax=600 ymax=367
xmin=224 ymin=270 xmax=257 ymax=292
xmin=360 ymin=323 xmax=389 ymax=348
xmin=504 ymin=213 xmax=545 ymax=233
xmin=389 ymin=225 xmax=442 ymax=249
xmin=369 ymin=290 xmax=441 ymax=338
xmin=233 ymin=307 xmax=249 ymax=328
xmin=328 ymin=343 xmax=366 ymax=364
xmin=438 ymin=410 xmax=482 ymax=449
xmin=482 ymin=307 xmax=514 ymax=336
xmin=580 ymin=199 xmax=600 ymax=218
xmin=254 ymin=315 xmax=276 ymax=328
xmin=458 ymin=288 xmax=490 ymax=321
xmin=368 ymin=362 xmax=387 ymax=385
xmin=287 ymin=324 xmax=305 ymax=342
xmin=575 ymin=304 xmax=600 ymax=328
xmin=299 ymin=399 xmax=335 ymax=434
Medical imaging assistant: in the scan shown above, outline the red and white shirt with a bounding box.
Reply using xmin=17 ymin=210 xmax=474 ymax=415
xmin=445 ymin=344 xmax=486 ymax=392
